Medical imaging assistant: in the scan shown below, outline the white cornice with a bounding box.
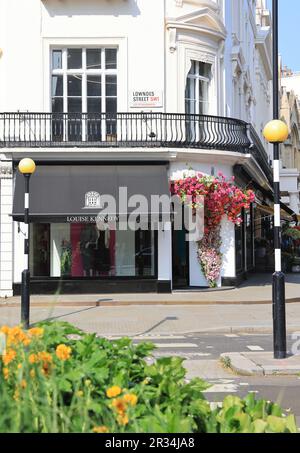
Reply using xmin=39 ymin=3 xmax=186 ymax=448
xmin=255 ymin=28 xmax=272 ymax=81
xmin=166 ymin=6 xmax=227 ymax=42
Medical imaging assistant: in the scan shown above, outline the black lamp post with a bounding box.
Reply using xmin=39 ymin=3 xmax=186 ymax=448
xmin=18 ymin=158 xmax=36 ymax=329
xmin=263 ymin=0 xmax=289 ymax=360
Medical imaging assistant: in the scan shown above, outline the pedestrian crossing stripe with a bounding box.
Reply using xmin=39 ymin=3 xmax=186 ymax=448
xmin=247 ymin=345 xmax=264 ymax=351
xmin=153 ymin=343 xmax=198 ymax=349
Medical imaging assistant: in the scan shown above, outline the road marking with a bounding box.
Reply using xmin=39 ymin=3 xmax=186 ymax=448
xmin=247 ymin=345 xmax=264 ymax=351
xmin=133 ymin=335 xmax=186 ymax=341
xmin=204 ymin=384 xmax=239 ymax=394
xmin=225 ymin=334 xmax=240 ymax=338
xmin=206 ymin=346 xmax=214 ymax=349
xmin=106 ymin=335 xmax=186 ymax=341
xmin=153 ymin=343 xmax=198 ymax=349
xmin=239 ymin=383 xmax=250 ymax=387
xmin=153 ymin=352 xmax=211 ymax=358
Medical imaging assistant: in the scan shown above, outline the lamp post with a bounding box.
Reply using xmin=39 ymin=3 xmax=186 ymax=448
xmin=18 ymin=158 xmax=36 ymax=329
xmin=263 ymin=0 xmax=289 ymax=360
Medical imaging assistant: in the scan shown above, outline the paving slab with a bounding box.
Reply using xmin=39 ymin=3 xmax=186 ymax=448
xmin=1 ymin=274 xmax=300 ymax=306
xmin=222 ymin=351 xmax=300 ymax=376
xmin=1 ymin=303 xmax=300 ymax=336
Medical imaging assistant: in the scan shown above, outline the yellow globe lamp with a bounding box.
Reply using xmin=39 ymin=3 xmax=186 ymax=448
xmin=263 ymin=120 xmax=289 ymax=144
xmin=18 ymin=158 xmax=36 ymax=175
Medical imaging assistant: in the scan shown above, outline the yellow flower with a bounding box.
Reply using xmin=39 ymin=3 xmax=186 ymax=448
xmin=38 ymin=352 xmax=52 ymax=364
xmin=93 ymin=426 xmax=109 ymax=433
xmin=123 ymin=393 xmax=138 ymax=406
xmin=0 ymin=326 xmax=11 ymax=336
xmin=2 ymin=348 xmax=17 ymax=366
xmin=76 ymin=390 xmax=84 ymax=398
xmin=29 ymin=354 xmax=38 ymax=364
xmin=22 ymin=337 xmax=31 ymax=347
xmin=20 ymin=380 xmax=27 ymax=389
xmin=30 ymin=369 xmax=35 ymax=379
xmin=106 ymin=385 xmax=122 ymax=398
xmin=17 ymin=364 xmax=22 ymax=370
xmin=117 ymin=414 xmax=129 ymax=426
xmin=7 ymin=326 xmax=30 ymax=347
xmin=28 ymin=327 xmax=44 ymax=338
xmin=3 ymin=368 xmax=9 ymax=380
xmin=55 ymin=344 xmax=72 ymax=361
xmin=111 ymin=397 xmax=127 ymax=415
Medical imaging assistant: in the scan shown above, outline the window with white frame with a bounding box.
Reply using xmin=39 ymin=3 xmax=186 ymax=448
xmin=185 ymin=61 xmax=211 ymax=116
xmin=51 ymin=48 xmax=117 ymax=141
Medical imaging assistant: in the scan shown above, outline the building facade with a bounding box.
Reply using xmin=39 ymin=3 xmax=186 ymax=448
xmin=0 ymin=0 xmax=275 ymax=297
xmin=280 ymin=65 xmax=300 ymax=215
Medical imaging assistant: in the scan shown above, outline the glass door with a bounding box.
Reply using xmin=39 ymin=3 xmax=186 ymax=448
xmin=172 ymin=228 xmax=189 ymax=289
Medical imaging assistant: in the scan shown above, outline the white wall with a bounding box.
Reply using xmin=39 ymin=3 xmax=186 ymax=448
xmin=158 ymin=224 xmax=172 ymax=283
xmin=0 ymin=166 xmax=14 ymax=297
xmin=0 ymin=0 xmax=165 ymax=113
xmin=169 ymin=160 xmax=235 ymax=287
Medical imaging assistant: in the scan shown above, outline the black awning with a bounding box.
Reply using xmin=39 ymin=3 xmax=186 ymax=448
xmin=12 ymin=164 xmax=170 ymax=221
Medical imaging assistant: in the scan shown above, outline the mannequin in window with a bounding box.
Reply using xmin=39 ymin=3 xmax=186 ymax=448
xmin=95 ymin=229 xmax=111 ymax=276
xmin=79 ymin=224 xmax=98 ymax=277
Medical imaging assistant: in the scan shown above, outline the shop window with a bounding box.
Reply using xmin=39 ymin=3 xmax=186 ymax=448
xmin=30 ymin=223 xmax=156 ymax=279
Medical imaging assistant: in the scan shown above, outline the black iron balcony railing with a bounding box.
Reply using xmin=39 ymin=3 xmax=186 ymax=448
xmin=0 ymin=112 xmax=271 ymax=181
xmin=248 ymin=125 xmax=273 ymax=184
xmin=0 ymin=112 xmax=250 ymax=151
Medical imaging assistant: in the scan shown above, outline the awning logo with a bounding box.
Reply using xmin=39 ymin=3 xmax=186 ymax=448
xmin=84 ymin=191 xmax=101 ymax=209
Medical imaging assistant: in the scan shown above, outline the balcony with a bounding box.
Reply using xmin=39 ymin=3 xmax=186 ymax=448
xmin=0 ymin=112 xmax=271 ymax=182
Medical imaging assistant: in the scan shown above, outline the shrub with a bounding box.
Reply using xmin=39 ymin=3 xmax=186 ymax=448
xmin=0 ymin=322 xmax=298 ymax=434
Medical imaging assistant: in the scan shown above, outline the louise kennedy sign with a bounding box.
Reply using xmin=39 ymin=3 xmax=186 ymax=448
xmin=130 ymin=90 xmax=163 ymax=108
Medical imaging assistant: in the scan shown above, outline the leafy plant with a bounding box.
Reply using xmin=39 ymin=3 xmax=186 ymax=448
xmin=0 ymin=322 xmax=298 ymax=434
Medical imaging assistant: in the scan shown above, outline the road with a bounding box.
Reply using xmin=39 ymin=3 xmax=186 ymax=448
xmin=114 ymin=332 xmax=300 ymax=424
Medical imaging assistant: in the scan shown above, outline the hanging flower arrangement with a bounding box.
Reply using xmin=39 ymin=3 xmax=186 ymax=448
xmin=173 ymin=172 xmax=255 ymax=288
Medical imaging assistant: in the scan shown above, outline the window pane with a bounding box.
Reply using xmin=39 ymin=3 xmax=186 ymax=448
xmin=68 ymin=75 xmax=82 ymax=96
xmin=199 ymin=62 xmax=211 ymax=78
xmin=67 ymin=48 xmax=82 ymax=69
xmin=52 ymin=75 xmax=63 ymax=97
xmin=190 ymin=61 xmax=196 ymax=75
xmin=106 ymin=75 xmax=117 ymax=97
xmin=87 ymin=76 xmax=101 ymax=97
xmin=52 ymin=98 xmax=63 ymax=113
xmin=52 ymin=50 xmax=62 ymax=70
xmin=105 ymin=49 xmax=117 ymax=69
xmin=87 ymin=98 xmax=101 ymax=114
xmin=87 ymin=49 xmax=101 ymax=70
xmin=30 ymin=224 xmax=50 ymax=277
xmin=68 ymin=98 xmax=82 ymax=113
xmin=106 ymin=97 xmax=117 ymax=114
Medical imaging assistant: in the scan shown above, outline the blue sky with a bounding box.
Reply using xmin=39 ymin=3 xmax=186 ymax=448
xmin=267 ymin=0 xmax=300 ymax=71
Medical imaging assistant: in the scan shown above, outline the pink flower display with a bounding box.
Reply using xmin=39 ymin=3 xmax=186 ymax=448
xmin=173 ymin=172 xmax=255 ymax=288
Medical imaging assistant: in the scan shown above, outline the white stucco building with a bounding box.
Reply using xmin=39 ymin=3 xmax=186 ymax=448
xmin=280 ymin=66 xmax=300 ymax=215
xmin=0 ymin=0 xmax=276 ymax=297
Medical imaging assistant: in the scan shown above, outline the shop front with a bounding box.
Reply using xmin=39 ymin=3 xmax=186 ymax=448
xmin=12 ymin=163 xmax=171 ymax=294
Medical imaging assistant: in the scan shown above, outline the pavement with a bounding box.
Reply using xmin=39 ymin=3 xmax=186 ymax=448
xmin=2 ymin=274 xmax=300 ymax=307
xmin=221 ymin=352 xmax=300 ymax=376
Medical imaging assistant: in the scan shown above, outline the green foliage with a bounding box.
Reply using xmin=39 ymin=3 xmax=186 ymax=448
xmin=0 ymin=322 xmax=298 ymax=434
xmin=209 ymin=394 xmax=298 ymax=434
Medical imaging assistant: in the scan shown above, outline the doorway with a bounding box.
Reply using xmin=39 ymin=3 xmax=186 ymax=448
xmin=172 ymin=228 xmax=189 ymax=288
